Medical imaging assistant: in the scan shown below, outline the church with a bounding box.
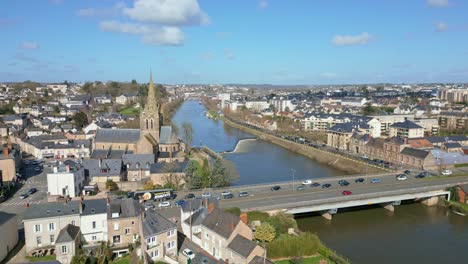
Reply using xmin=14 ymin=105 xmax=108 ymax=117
xmin=94 ymin=72 xmax=180 ymax=158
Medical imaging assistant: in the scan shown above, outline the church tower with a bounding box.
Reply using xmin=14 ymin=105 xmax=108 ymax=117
xmin=140 ymin=71 xmax=160 ymax=144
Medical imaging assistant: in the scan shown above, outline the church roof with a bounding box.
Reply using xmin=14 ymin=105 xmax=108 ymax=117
xmin=95 ymin=129 xmax=140 ymax=143
xmin=160 ymin=126 xmax=178 ymax=144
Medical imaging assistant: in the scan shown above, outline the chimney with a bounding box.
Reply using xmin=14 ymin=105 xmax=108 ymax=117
xmin=106 ymin=197 xmax=110 ymax=206
xmin=65 ymin=164 xmax=70 ymax=172
xmin=3 ymin=147 xmax=8 ymax=157
xmin=79 ymin=201 xmax=83 ymax=214
xmin=208 ymin=203 xmax=215 ymax=214
xmin=99 ymin=158 xmax=102 ymax=167
xmin=230 ymin=222 xmax=235 ymax=231
xmin=240 ymin=212 xmax=248 ymax=224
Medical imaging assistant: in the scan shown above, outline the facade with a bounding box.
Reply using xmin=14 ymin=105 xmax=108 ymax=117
xmin=389 ymin=120 xmax=424 ymax=139
xmin=245 ymin=100 xmax=270 ymax=111
xmin=55 ymin=224 xmax=81 ymax=264
xmin=107 ymin=199 xmax=142 ymax=253
xmin=370 ymin=114 xmax=414 ymax=136
xmin=83 ymin=159 xmax=123 ymax=183
xmin=122 ymin=154 xmax=155 ymax=181
xmin=439 ymin=88 xmax=468 ymax=103
xmin=270 ymin=98 xmax=295 ymax=112
xmin=47 ymin=161 xmax=85 ymax=198
xmin=0 ymin=144 xmax=21 ymax=184
xmin=327 ymin=122 xmax=370 ymax=151
xmin=438 ymin=111 xmax=468 ymax=132
xmin=0 ymin=212 xmax=18 ymax=263
xmin=79 ymin=199 xmax=108 ymax=244
xmin=141 ymin=211 xmax=178 ymax=263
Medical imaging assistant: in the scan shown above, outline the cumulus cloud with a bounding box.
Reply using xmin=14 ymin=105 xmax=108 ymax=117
xmin=332 ymin=32 xmax=373 ymax=46
xmin=20 ymin=42 xmax=40 ymax=50
xmin=427 ymin=0 xmax=449 ymax=7
xmin=259 ymin=0 xmax=268 ymax=9
xmin=100 ymin=20 xmax=184 ymax=46
xmin=435 ymin=22 xmax=448 ymax=32
xmin=123 ymin=0 xmax=209 ymax=26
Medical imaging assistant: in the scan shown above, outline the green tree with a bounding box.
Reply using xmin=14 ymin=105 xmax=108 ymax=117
xmin=224 ymin=207 xmax=241 ymax=216
xmin=182 ymin=122 xmax=193 ymax=153
xmin=255 ymin=223 xmax=276 ymax=243
xmin=44 ymin=89 xmax=49 ymax=97
xmin=81 ymin=82 xmax=93 ymax=94
xmin=105 ymin=179 xmax=118 ymax=191
xmin=71 ymin=253 xmax=87 ymax=264
xmin=72 ymin=112 xmax=89 ymax=128
xmin=361 ymin=102 xmax=376 ymax=116
xmin=184 ymin=160 xmax=202 ymax=189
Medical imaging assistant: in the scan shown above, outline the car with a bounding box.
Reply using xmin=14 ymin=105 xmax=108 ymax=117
xmin=404 ymin=170 xmax=412 ymax=175
xmin=416 ymin=172 xmax=429 ymax=179
xmin=143 ymin=203 xmax=155 ymax=210
xmin=174 ymin=200 xmax=185 ymax=206
xmin=221 ymin=191 xmax=232 ymax=196
xmin=302 ymin=179 xmax=312 ymax=185
xmin=238 ymin=191 xmax=249 ymax=197
xmin=322 ymin=183 xmax=332 ymax=188
xmin=158 ymin=201 xmax=171 ymax=207
xmin=371 ymin=178 xmax=381 ymax=183
xmin=223 ymin=193 xmax=234 ymax=199
xmin=441 ymin=169 xmax=452 ymax=176
xmin=202 ymin=192 xmax=211 ymax=197
xmin=271 ymin=186 xmax=281 ymax=191
xmin=342 ymin=190 xmax=353 ymax=196
xmin=27 ymin=188 xmax=37 ymax=195
xmin=338 ymin=180 xmax=350 ymax=186
xmin=127 ymin=192 xmax=135 ymax=199
xmin=20 ymin=193 xmax=29 ymax=199
xmin=396 ymin=174 xmax=407 ymax=181
xmin=311 ymin=182 xmax=321 ymax=187
xmin=355 ymin=178 xmax=365 ymax=183
xmin=183 ymin=248 xmax=195 ymax=259
xmin=297 ymin=185 xmax=306 ymax=191
xmin=361 ymin=155 xmax=369 ymax=159
xmin=185 ymin=193 xmax=195 ymax=199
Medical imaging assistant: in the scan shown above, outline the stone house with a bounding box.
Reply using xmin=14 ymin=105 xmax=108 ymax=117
xmin=55 ymin=224 xmax=81 ymax=264
xmin=141 ymin=210 xmax=178 ymax=263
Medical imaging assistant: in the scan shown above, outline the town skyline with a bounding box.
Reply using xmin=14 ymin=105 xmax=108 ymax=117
xmin=2 ymin=0 xmax=468 ymax=84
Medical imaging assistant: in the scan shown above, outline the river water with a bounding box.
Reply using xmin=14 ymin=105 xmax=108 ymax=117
xmin=172 ymin=100 xmax=468 ymax=263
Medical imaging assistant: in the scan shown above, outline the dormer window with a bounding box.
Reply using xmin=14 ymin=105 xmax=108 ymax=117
xmin=135 ymin=162 xmax=140 ymax=169
xmin=111 ymin=212 xmax=119 ymax=218
xmin=101 ymin=168 xmax=109 ymax=173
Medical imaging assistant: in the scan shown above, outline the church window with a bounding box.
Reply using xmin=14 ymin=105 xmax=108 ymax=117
xmin=146 ymin=119 xmax=149 ymax=129
xmin=151 ymin=119 xmax=154 ymax=129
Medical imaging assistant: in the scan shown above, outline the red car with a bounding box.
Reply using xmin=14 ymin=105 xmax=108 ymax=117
xmin=342 ymin=190 xmax=352 ymax=196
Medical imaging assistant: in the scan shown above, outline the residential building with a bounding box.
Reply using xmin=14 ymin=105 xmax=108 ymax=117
xmin=438 ymin=111 xmax=468 ymax=132
xmin=0 ymin=212 xmax=18 ymax=263
xmin=83 ymin=159 xmax=124 ymax=183
xmin=327 ymin=122 xmax=370 ymax=151
xmin=122 ymin=154 xmax=155 ymax=181
xmin=141 ymin=211 xmax=178 ymax=263
xmin=244 ymin=100 xmax=270 ymax=112
xmin=270 ymin=97 xmax=295 ymax=112
xmin=55 ymin=224 xmax=81 ymax=264
xmin=47 ymin=160 xmax=85 ymax=198
xmin=439 ymin=88 xmax=468 ymax=103
xmin=389 ymin=120 xmax=424 ymax=139
xmin=0 ymin=143 xmax=21 ymax=184
xmin=149 ymin=161 xmax=188 ymax=187
xmin=116 ymin=94 xmax=137 ymax=105
xmin=369 ymin=114 xmax=414 ymax=136
xmin=79 ymin=199 xmax=108 ymax=244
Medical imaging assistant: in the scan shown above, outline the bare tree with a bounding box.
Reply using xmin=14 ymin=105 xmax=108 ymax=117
xmin=182 ymin=122 xmax=193 ymax=154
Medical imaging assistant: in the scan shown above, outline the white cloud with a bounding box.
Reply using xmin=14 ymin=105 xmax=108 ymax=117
xmin=123 ymin=0 xmax=209 ymax=26
xmin=427 ymin=0 xmax=449 ymax=7
xmin=20 ymin=41 xmax=40 ymax=50
xmin=259 ymin=0 xmax=268 ymax=9
xmin=100 ymin=20 xmax=184 ymax=46
xmin=224 ymin=49 xmax=235 ymax=60
xmin=320 ymin=72 xmax=337 ymax=78
xmin=435 ymin=22 xmax=448 ymax=32
xmin=332 ymin=32 xmax=373 ymax=46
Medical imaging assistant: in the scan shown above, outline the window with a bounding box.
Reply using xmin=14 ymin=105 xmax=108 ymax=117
xmin=205 ymin=233 xmax=209 ymax=239
xmin=61 ymin=245 xmax=67 ymax=254
xmin=92 ymin=235 xmax=97 ymax=241
xmin=135 ymin=163 xmax=140 ymax=169
xmin=36 ymin=236 xmax=42 ymax=246
xmin=133 ymin=235 xmax=139 ymax=243
xmin=151 ymin=250 xmax=159 ymax=258
xmin=167 ymin=240 xmax=175 ymax=249
xmin=92 ymin=221 xmax=96 ymax=229
xmin=71 ymin=220 xmax=76 ymax=226
xmin=112 ymin=235 xmax=121 ymax=244
xmin=34 ymin=224 xmax=41 ymax=233
xmin=125 ymin=228 xmax=130 ymax=235
xmin=131 ymin=221 xmax=135 ymax=225
xmin=48 ymin=223 xmax=55 ymax=231
xmin=167 ymin=230 xmax=175 ymax=237
xmin=50 ymin=235 xmax=55 ymax=244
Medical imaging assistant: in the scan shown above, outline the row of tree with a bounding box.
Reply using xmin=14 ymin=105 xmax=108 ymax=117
xmin=184 ymin=158 xmax=239 ymax=189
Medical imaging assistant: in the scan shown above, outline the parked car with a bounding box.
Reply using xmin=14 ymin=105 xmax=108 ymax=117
xmin=416 ymin=172 xmax=429 ymax=179
xmin=175 ymin=200 xmax=185 ymax=206
xmin=202 ymin=192 xmax=211 ymax=197
xmin=185 ymin=193 xmax=195 ymax=199
xmin=183 ymin=249 xmax=195 ymax=259
xmin=19 ymin=193 xmax=29 ymax=199
xmin=311 ymin=182 xmax=321 ymax=187
xmin=238 ymin=191 xmax=249 ymax=197
xmin=342 ymin=190 xmax=353 ymax=196
xmin=158 ymin=201 xmax=171 ymax=207
xmin=223 ymin=193 xmax=234 ymax=199
xmin=143 ymin=203 xmax=155 ymax=210
xmin=338 ymin=180 xmax=350 ymax=186
xmin=404 ymin=170 xmax=412 ymax=175
xmin=441 ymin=169 xmax=452 ymax=176
xmin=396 ymin=174 xmax=407 ymax=181
xmin=302 ymin=179 xmax=312 ymax=185
xmin=355 ymin=178 xmax=365 ymax=183
xmin=322 ymin=183 xmax=332 ymax=188
xmin=297 ymin=185 xmax=306 ymax=191
xmin=371 ymin=178 xmax=381 ymax=183
xmin=27 ymin=188 xmax=37 ymax=195
xmin=221 ymin=191 xmax=232 ymax=196
xmin=271 ymin=186 xmax=281 ymax=191
xmin=361 ymin=155 xmax=369 ymax=159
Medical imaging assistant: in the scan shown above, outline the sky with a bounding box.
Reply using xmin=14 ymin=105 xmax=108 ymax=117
xmin=1 ymin=0 xmax=468 ymax=85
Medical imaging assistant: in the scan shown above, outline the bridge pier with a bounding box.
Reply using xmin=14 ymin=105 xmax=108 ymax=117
xmin=321 ymin=209 xmax=337 ymax=220
xmin=381 ymin=203 xmax=395 ymax=212
xmin=321 ymin=212 xmax=333 ymax=220
xmin=419 ymin=196 xmax=439 ymax=206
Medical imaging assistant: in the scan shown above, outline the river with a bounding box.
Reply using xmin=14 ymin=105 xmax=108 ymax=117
xmin=173 ymin=100 xmax=468 ymax=264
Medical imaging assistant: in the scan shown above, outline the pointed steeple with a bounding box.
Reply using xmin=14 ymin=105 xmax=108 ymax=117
xmin=145 ymin=70 xmax=158 ymax=112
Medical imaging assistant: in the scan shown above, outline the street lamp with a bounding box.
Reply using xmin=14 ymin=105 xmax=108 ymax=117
xmin=291 ymin=169 xmax=296 ymax=192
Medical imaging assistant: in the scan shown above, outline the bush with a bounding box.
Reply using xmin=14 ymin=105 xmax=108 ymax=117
xmin=266 ymin=233 xmax=321 ymax=259
xmin=224 ymin=207 xmax=241 ymax=216
xmin=247 ymin=211 xmax=270 ymax=224
xmin=106 ymin=180 xmax=118 ymax=191
xmin=266 ymin=212 xmax=297 ymax=236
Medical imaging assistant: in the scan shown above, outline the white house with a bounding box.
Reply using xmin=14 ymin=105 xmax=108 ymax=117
xmin=78 ymin=199 xmax=108 ymax=244
xmin=270 ymin=97 xmax=295 ymax=112
xmin=245 ymin=100 xmax=270 ymax=112
xmin=47 ymin=161 xmax=85 ymax=198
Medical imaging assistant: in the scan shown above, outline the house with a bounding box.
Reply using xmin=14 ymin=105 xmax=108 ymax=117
xmin=79 ymin=199 xmax=108 ymax=244
xmin=389 ymin=120 xmax=424 ymax=139
xmin=83 ymin=159 xmax=124 ymax=183
xmin=327 ymin=122 xmax=370 ymax=151
xmin=141 ymin=210 xmax=178 ymax=263
xmin=0 ymin=212 xmax=18 ymax=263
xmin=0 ymin=144 xmax=21 ymax=184
xmin=93 ymin=94 xmax=112 ymax=104
xmin=398 ymin=147 xmax=435 ymax=169
xmin=55 ymin=224 xmax=81 ymax=264
xmin=2 ymin=115 xmax=25 ymax=127
xmin=47 ymin=160 xmax=86 ymax=198
xmin=0 ymin=123 xmax=8 ymax=137
xmin=27 ymin=127 xmax=44 ymax=137
xmin=442 ymin=142 xmax=463 ymax=153
xmin=116 ymin=94 xmax=137 ymax=105
xmin=149 ymin=161 xmax=188 ymax=187
xmin=122 ymin=154 xmax=155 ymax=181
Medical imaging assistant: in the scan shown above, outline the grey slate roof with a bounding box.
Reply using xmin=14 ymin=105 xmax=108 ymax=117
xmin=0 ymin=212 xmax=16 ymax=226
xmin=184 ymin=208 xmax=208 ymax=226
xmin=329 ymin=122 xmax=369 ymax=133
xmin=159 ymin=126 xmax=178 ymax=144
xmin=23 ymin=201 xmax=80 ymax=220
xmin=95 ymin=128 xmax=140 ymax=143
xmin=227 ymin=234 xmax=258 ymax=259
xmin=141 ymin=211 xmax=176 ymax=238
xmin=448 ymin=135 xmax=467 ymax=142
xmin=122 ymin=154 xmax=155 ymax=170
xmin=81 ymin=199 xmax=108 ymax=216
xmin=150 ymin=161 xmax=188 ymax=174
xmin=390 ymin=120 xmax=423 ymax=129
xmin=56 ymin=224 xmax=81 ymax=244
xmin=201 ymin=208 xmax=240 ymax=239
xmin=107 ymin=198 xmax=142 ymax=219
xmin=459 ymin=184 xmax=468 ymax=194
xmin=400 ymin=147 xmax=430 ymax=159
xmin=444 ymin=142 xmax=462 ymax=149
xmin=82 ymin=159 xmax=122 ymax=177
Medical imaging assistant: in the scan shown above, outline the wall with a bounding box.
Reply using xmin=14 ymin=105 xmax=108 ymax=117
xmin=80 ymin=213 xmax=108 ymax=244
xmin=0 ymin=214 xmax=18 ymax=262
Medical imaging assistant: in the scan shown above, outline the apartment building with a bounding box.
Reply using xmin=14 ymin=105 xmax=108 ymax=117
xmin=47 ymin=161 xmax=85 ymax=198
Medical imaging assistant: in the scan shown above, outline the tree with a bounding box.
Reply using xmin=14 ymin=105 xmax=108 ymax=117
xmin=71 ymin=253 xmax=87 ymax=264
xmin=81 ymin=82 xmax=93 ymax=94
xmin=143 ymin=181 xmax=156 ymax=190
xmin=72 ymin=112 xmax=89 ymax=128
xmin=255 ymin=223 xmax=276 ymax=242
xmin=44 ymin=89 xmax=49 ymax=97
xmin=185 ymin=160 xmax=202 ymax=189
xmin=105 ymin=179 xmax=118 ymax=191
xmin=361 ymin=102 xmax=376 ymax=116
xmin=182 ymin=122 xmax=193 ymax=153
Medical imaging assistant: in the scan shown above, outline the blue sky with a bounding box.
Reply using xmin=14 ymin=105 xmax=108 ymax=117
xmin=1 ymin=0 xmax=467 ymax=84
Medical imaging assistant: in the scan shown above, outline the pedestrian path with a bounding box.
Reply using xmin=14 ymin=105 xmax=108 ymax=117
xmin=0 ymin=200 xmax=43 ymax=207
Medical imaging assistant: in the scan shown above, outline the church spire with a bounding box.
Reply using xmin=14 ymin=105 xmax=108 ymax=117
xmin=145 ymin=69 xmax=157 ymax=112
